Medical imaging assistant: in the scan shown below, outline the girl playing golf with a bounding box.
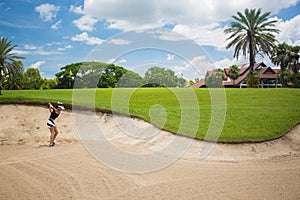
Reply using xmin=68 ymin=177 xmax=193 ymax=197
xmin=47 ymin=102 xmax=65 ymax=147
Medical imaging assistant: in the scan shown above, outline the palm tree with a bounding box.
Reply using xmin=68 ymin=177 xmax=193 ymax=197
xmin=0 ymin=37 xmax=24 ymax=95
xmin=224 ymin=8 xmax=279 ymax=75
xmin=228 ymin=65 xmax=240 ymax=80
xmin=289 ymin=46 xmax=300 ymax=73
xmin=270 ymin=43 xmax=291 ymax=86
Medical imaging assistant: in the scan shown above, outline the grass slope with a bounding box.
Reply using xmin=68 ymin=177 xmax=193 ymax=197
xmin=0 ymin=88 xmax=299 ymax=143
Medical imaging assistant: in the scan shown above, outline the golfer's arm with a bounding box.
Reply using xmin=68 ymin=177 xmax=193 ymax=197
xmin=48 ymin=103 xmax=54 ymax=112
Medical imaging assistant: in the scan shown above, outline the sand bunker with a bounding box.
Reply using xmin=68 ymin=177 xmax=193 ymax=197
xmin=0 ymin=104 xmax=299 ymax=199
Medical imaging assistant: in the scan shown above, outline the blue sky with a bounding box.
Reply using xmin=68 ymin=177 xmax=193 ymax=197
xmin=1 ymin=0 xmax=300 ymax=80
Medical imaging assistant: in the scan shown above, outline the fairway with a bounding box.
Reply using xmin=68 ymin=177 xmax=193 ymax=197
xmin=0 ymin=88 xmax=299 ymax=142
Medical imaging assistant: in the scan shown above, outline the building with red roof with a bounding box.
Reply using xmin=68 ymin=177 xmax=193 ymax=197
xmin=191 ymin=62 xmax=281 ymax=88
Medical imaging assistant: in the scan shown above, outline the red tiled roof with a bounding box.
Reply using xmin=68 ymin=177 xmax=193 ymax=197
xmin=259 ymin=66 xmax=275 ymax=74
xmin=258 ymin=67 xmax=277 ymax=79
xmin=260 ymin=74 xmax=277 ymax=79
xmin=192 ymin=62 xmax=280 ymax=88
xmin=191 ymin=79 xmax=205 ymax=88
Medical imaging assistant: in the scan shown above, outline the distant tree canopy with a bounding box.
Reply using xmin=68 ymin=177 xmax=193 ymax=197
xmin=3 ymin=66 xmax=58 ymax=90
xmin=144 ymin=66 xmax=187 ymax=87
xmin=55 ymin=62 xmax=144 ymax=88
xmin=205 ymin=69 xmax=224 ymax=88
xmin=23 ymin=68 xmax=44 ymax=89
xmin=2 ymin=61 xmax=187 ymax=90
xmin=98 ymin=64 xmax=128 ymax=88
xmin=55 ymin=62 xmax=80 ymax=89
xmin=55 ymin=63 xmax=186 ymax=88
xmin=116 ymin=71 xmax=144 ymax=88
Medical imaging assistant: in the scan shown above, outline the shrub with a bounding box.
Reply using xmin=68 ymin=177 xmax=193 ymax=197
xmin=247 ymin=75 xmax=260 ymax=88
xmin=205 ymin=74 xmax=223 ymax=88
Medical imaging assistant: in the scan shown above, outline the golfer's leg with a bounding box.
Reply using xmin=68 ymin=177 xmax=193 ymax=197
xmin=53 ymin=126 xmax=59 ymax=141
xmin=50 ymin=128 xmax=55 ymax=143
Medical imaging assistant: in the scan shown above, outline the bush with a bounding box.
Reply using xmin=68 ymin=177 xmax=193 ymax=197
xmin=247 ymin=75 xmax=260 ymax=88
xmin=290 ymin=73 xmax=300 ymax=88
xmin=205 ymin=74 xmax=223 ymax=88
xmin=141 ymin=83 xmax=166 ymax=87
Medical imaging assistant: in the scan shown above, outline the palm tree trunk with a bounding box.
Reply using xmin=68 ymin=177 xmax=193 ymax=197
xmin=280 ymin=61 xmax=286 ymax=87
xmin=248 ymin=31 xmax=255 ymax=75
xmin=0 ymin=70 xmax=2 ymax=95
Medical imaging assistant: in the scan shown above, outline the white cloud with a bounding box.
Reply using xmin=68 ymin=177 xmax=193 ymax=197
xmin=71 ymin=32 xmax=103 ymax=45
xmin=12 ymin=48 xmax=62 ymax=56
xmin=213 ymin=58 xmax=236 ymax=69
xmin=276 ymin=15 xmax=300 ymax=46
xmin=57 ymin=45 xmax=72 ymax=51
xmin=29 ymin=61 xmax=45 ymax=69
xmin=35 ymin=3 xmax=60 ymax=22
xmin=120 ymin=59 xmax=127 ymax=63
xmin=70 ymin=5 xmax=84 ymax=15
xmin=106 ymin=58 xmax=116 ymax=64
xmin=185 ymin=55 xmax=216 ymax=77
xmin=108 ymin=38 xmax=132 ymax=45
xmin=47 ymin=41 xmax=62 ymax=46
xmin=11 ymin=49 xmax=31 ymax=55
xmin=83 ymin=0 xmax=300 ymax=50
xmin=116 ymin=59 xmax=127 ymax=64
xmin=106 ymin=58 xmax=127 ymax=65
xmin=167 ymin=54 xmax=175 ymax=61
xmin=24 ymin=44 xmax=39 ymax=50
xmin=23 ymin=44 xmax=65 ymax=55
xmin=33 ymin=50 xmax=63 ymax=56
xmin=155 ymin=29 xmax=189 ymax=41
xmin=83 ymin=0 xmax=298 ymax=30
xmin=51 ymin=20 xmax=62 ymax=29
xmin=73 ymin=15 xmax=98 ymax=31
xmin=178 ymin=56 xmax=241 ymax=79
xmin=173 ymin=23 xmax=228 ymax=50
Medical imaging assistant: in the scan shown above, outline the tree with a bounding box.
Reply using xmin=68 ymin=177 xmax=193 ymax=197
xmin=246 ymin=72 xmax=260 ymax=88
xmin=270 ymin=43 xmax=291 ymax=86
xmin=116 ymin=71 xmax=144 ymax=88
xmin=206 ymin=74 xmax=223 ymax=88
xmin=41 ymin=78 xmax=58 ymax=89
xmin=144 ymin=67 xmax=167 ymax=87
xmin=228 ymin=65 xmax=240 ymax=80
xmin=56 ymin=62 xmax=129 ymax=88
xmin=189 ymin=78 xmax=200 ymax=86
xmin=3 ymin=60 xmax=24 ymax=90
xmin=288 ymin=46 xmax=300 ymax=87
xmin=73 ymin=62 xmax=107 ymax=88
xmin=23 ymin=68 xmax=44 ymax=89
xmin=98 ymin=64 xmax=127 ymax=88
xmin=189 ymin=80 xmax=195 ymax=86
xmin=0 ymin=37 xmax=24 ymax=94
xmin=205 ymin=69 xmax=224 ymax=88
xmin=224 ymin=8 xmax=279 ymax=76
xmin=288 ymin=46 xmax=300 ymax=73
xmin=177 ymin=77 xmax=187 ymax=87
xmin=144 ymin=66 xmax=185 ymax=87
xmin=56 ymin=62 xmax=80 ymax=89
xmin=271 ymin=43 xmax=300 ymax=86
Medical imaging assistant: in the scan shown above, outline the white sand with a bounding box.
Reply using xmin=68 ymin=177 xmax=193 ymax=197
xmin=0 ymin=104 xmax=299 ymax=199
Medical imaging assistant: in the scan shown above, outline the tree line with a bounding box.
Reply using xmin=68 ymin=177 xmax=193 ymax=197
xmin=1 ymin=59 xmax=188 ymax=91
xmin=54 ymin=62 xmax=187 ymax=89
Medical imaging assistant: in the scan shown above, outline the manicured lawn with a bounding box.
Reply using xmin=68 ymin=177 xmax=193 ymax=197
xmin=1 ymin=88 xmax=299 ymax=143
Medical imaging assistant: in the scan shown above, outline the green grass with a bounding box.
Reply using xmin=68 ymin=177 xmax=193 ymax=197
xmin=1 ymin=88 xmax=299 ymax=143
